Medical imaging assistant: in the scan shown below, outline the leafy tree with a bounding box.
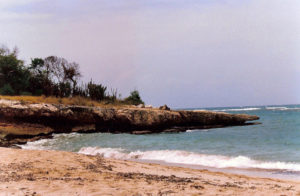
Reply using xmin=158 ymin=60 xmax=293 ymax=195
xmin=28 ymin=58 xmax=52 ymax=96
xmin=28 ymin=56 xmax=82 ymax=97
xmin=0 ymin=46 xmax=30 ymax=95
xmin=124 ymin=90 xmax=144 ymax=105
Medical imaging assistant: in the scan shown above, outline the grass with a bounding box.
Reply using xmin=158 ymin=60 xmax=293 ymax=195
xmin=0 ymin=95 xmax=132 ymax=108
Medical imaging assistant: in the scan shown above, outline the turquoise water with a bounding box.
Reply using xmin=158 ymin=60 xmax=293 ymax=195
xmin=22 ymin=104 xmax=300 ymax=176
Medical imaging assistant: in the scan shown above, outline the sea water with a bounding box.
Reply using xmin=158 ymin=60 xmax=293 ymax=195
xmin=21 ymin=104 xmax=300 ymax=179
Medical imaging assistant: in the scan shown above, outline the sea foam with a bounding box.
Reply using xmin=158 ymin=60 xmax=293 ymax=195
xmin=20 ymin=132 xmax=81 ymax=150
xmin=78 ymin=147 xmax=300 ymax=172
xmin=265 ymin=107 xmax=300 ymax=111
xmin=186 ymin=129 xmax=209 ymax=133
xmin=213 ymin=108 xmax=261 ymax=112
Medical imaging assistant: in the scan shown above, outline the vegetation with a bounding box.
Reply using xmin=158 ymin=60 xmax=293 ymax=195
xmin=0 ymin=45 xmax=144 ymax=106
xmin=124 ymin=90 xmax=144 ymax=105
xmin=0 ymin=95 xmax=130 ymax=108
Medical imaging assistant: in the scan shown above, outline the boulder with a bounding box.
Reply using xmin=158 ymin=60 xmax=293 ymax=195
xmin=145 ymin=105 xmax=153 ymax=109
xmin=137 ymin=104 xmax=145 ymax=108
xmin=159 ymin=104 xmax=170 ymax=111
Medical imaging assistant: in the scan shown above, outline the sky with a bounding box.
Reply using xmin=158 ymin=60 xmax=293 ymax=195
xmin=0 ymin=0 xmax=300 ymax=108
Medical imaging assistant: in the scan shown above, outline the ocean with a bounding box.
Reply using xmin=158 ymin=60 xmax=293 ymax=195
xmin=21 ymin=104 xmax=300 ymax=179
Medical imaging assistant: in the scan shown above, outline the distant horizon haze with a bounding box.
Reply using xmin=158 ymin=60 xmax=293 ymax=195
xmin=1 ymin=0 xmax=299 ymax=108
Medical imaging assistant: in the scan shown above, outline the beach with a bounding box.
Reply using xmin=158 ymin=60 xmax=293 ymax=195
xmin=1 ymin=100 xmax=300 ymax=195
xmin=1 ymin=0 xmax=299 ymax=194
xmin=0 ymin=147 xmax=299 ymax=196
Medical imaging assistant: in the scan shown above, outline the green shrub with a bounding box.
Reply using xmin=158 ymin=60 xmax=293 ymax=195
xmin=124 ymin=90 xmax=144 ymax=105
xmin=87 ymin=80 xmax=107 ymax=101
xmin=59 ymin=82 xmax=72 ymax=97
xmin=20 ymin=91 xmax=32 ymax=96
xmin=0 ymin=48 xmax=30 ymax=94
xmin=0 ymin=84 xmax=15 ymax=95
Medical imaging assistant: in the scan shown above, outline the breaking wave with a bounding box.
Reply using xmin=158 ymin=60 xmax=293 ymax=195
xmin=20 ymin=133 xmax=82 ymax=150
xmin=211 ymin=106 xmax=300 ymax=112
xmin=78 ymin=147 xmax=300 ymax=172
xmin=265 ymin=107 xmax=300 ymax=111
xmin=213 ymin=108 xmax=261 ymax=112
xmin=186 ymin=129 xmax=209 ymax=133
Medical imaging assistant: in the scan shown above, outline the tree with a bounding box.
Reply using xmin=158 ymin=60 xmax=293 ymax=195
xmin=43 ymin=56 xmax=81 ymax=97
xmin=0 ymin=46 xmax=30 ymax=95
xmin=62 ymin=62 xmax=81 ymax=94
xmin=44 ymin=56 xmax=65 ymax=84
xmin=124 ymin=90 xmax=144 ymax=105
xmin=28 ymin=58 xmax=53 ymax=96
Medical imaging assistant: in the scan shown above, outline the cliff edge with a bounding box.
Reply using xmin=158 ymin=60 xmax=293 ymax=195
xmin=0 ymin=99 xmax=259 ymax=147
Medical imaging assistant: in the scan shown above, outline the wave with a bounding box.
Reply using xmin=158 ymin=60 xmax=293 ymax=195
xmin=78 ymin=147 xmax=300 ymax=172
xmin=265 ymin=106 xmax=300 ymax=111
xmin=186 ymin=129 xmax=209 ymax=133
xmin=213 ymin=108 xmax=261 ymax=112
xmin=20 ymin=138 xmax=54 ymax=150
xmin=213 ymin=106 xmax=300 ymax=112
xmin=20 ymin=133 xmax=81 ymax=150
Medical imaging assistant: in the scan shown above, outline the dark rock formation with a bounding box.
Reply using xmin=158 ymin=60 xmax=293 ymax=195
xmin=159 ymin=104 xmax=170 ymax=111
xmin=0 ymin=99 xmax=259 ymax=146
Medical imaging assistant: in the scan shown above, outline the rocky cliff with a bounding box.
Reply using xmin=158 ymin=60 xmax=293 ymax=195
xmin=0 ymin=99 xmax=259 ymax=147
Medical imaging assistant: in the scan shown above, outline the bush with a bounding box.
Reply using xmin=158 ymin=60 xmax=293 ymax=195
xmin=73 ymin=84 xmax=88 ymax=97
xmin=87 ymin=80 xmax=107 ymax=101
xmin=59 ymin=82 xmax=72 ymax=97
xmin=20 ymin=91 xmax=32 ymax=96
xmin=124 ymin=90 xmax=144 ymax=105
xmin=0 ymin=84 xmax=15 ymax=95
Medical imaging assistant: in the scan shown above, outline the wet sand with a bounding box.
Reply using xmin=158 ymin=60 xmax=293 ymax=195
xmin=0 ymin=147 xmax=299 ymax=195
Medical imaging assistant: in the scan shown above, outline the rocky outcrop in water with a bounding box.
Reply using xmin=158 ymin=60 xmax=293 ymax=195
xmin=0 ymin=99 xmax=259 ymax=146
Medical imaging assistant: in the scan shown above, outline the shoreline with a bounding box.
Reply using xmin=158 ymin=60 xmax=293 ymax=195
xmin=0 ymin=147 xmax=299 ymax=195
xmin=20 ymin=132 xmax=300 ymax=182
xmin=134 ymin=159 xmax=300 ymax=182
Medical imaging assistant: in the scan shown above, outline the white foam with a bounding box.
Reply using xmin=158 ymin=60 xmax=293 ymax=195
xmin=20 ymin=133 xmax=81 ymax=150
xmin=52 ymin=132 xmax=81 ymax=138
xmin=79 ymin=147 xmax=130 ymax=159
xmin=213 ymin=108 xmax=261 ymax=112
xmin=20 ymin=138 xmax=54 ymax=150
xmin=186 ymin=129 xmax=209 ymax=133
xmin=78 ymin=147 xmax=300 ymax=172
xmin=265 ymin=106 xmax=300 ymax=111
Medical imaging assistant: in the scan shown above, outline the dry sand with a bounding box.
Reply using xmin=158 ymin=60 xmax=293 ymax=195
xmin=0 ymin=147 xmax=299 ymax=196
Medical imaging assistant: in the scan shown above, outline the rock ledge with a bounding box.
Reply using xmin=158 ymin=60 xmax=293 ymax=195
xmin=0 ymin=99 xmax=259 ymax=146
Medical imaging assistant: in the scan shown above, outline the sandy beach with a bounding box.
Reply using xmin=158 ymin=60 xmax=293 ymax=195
xmin=0 ymin=147 xmax=299 ymax=195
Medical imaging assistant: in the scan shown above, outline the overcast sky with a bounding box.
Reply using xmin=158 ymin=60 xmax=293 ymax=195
xmin=1 ymin=0 xmax=300 ymax=108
